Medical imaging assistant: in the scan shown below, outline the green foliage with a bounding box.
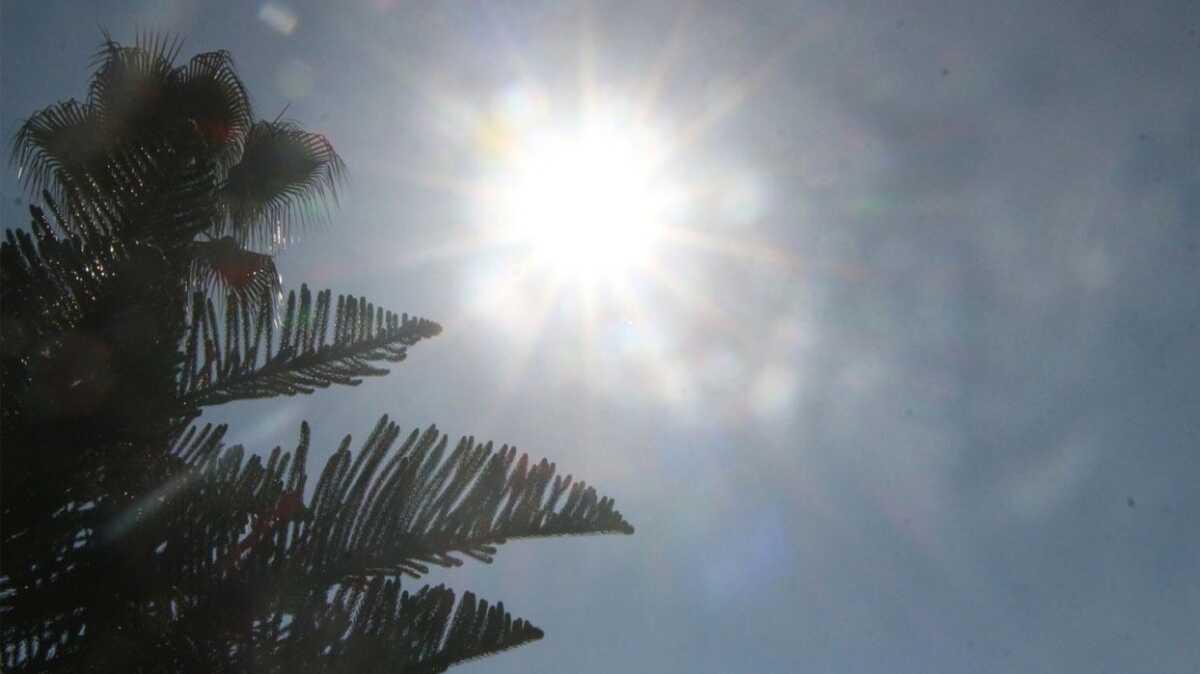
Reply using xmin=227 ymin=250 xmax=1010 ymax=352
xmin=1 ymin=34 xmax=632 ymax=673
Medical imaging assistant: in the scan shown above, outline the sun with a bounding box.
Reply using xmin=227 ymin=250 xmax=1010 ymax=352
xmin=481 ymin=96 xmax=682 ymax=283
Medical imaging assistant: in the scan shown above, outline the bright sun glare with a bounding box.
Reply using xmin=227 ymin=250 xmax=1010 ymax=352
xmin=483 ymin=94 xmax=681 ymax=283
xmin=405 ymin=16 xmax=790 ymax=410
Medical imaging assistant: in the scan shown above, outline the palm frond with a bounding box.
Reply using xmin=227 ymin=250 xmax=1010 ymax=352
xmin=169 ymin=49 xmax=253 ymax=161
xmin=88 ymin=32 xmax=182 ymax=140
xmin=10 ymin=100 xmax=104 ymax=200
xmin=15 ymin=36 xmax=336 ymax=250
xmin=178 ymin=285 xmax=441 ymax=407
xmin=15 ymin=36 xmax=248 ymax=218
xmin=14 ymin=109 xmax=224 ymax=246
xmin=222 ymin=120 xmax=346 ymax=247
xmin=187 ymin=237 xmax=281 ymax=310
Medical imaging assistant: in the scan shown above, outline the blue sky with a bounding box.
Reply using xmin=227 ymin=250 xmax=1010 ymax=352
xmin=4 ymin=1 xmax=1200 ymax=672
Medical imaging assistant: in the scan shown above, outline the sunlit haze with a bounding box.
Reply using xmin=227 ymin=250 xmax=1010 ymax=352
xmin=4 ymin=2 xmax=1200 ymax=674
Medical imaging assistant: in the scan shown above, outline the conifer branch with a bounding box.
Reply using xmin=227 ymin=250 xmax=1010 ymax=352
xmin=161 ymin=417 xmax=632 ymax=586
xmin=3 ymin=417 xmax=618 ymax=670
xmin=177 ymin=286 xmax=441 ymax=408
xmin=1 ymin=198 xmax=123 ymax=337
xmin=305 ymin=417 xmax=635 ymax=581
xmin=261 ymin=579 xmax=543 ymax=673
xmin=153 ymin=416 xmax=632 ymax=597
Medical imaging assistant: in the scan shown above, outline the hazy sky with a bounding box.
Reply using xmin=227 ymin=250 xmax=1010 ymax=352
xmin=4 ymin=1 xmax=1200 ymax=672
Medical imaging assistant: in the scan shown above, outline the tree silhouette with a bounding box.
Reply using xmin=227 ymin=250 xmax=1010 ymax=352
xmin=1 ymin=34 xmax=634 ymax=673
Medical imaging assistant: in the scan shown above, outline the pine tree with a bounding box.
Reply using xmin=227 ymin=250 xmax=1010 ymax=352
xmin=1 ymin=34 xmax=634 ymax=673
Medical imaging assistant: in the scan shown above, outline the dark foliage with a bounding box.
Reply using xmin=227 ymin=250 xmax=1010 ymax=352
xmin=1 ymin=35 xmax=633 ymax=673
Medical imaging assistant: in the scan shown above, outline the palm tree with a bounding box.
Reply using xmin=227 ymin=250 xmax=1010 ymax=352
xmin=1 ymin=34 xmax=633 ymax=673
xmin=12 ymin=33 xmax=345 ymax=302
